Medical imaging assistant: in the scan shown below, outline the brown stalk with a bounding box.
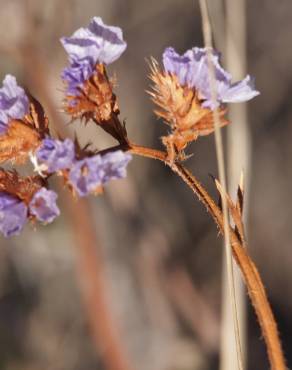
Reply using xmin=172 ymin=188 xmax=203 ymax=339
xmin=127 ymin=142 xmax=285 ymax=370
xmin=65 ymin=195 xmax=134 ymax=370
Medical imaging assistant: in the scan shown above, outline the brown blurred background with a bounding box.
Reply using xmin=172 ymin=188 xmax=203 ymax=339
xmin=0 ymin=0 xmax=291 ymax=369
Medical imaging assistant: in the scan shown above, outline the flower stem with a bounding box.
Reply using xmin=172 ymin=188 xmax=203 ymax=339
xmin=128 ymin=142 xmax=285 ymax=370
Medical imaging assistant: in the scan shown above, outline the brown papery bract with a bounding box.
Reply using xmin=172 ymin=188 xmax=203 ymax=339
xmin=0 ymin=169 xmax=43 ymax=204
xmin=0 ymin=97 xmax=49 ymax=165
xmin=149 ymin=60 xmax=228 ymax=161
xmin=0 ymin=120 xmax=41 ymax=164
xmin=64 ymin=64 xmax=119 ymax=122
xmin=63 ymin=63 xmax=128 ymax=144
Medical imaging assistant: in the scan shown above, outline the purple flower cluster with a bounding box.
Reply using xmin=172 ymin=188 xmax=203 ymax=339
xmin=0 ymin=134 xmax=131 ymax=237
xmin=35 ymin=138 xmax=132 ymax=197
xmin=0 ymin=75 xmax=29 ymax=134
xmin=163 ymin=47 xmax=259 ymax=109
xmin=0 ymin=188 xmax=60 ymax=237
xmin=61 ymin=17 xmax=127 ymax=95
xmin=69 ymin=150 xmax=132 ymax=197
xmin=36 ymin=138 xmax=75 ymax=173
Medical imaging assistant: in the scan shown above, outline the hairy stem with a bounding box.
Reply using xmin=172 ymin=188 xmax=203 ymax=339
xmin=127 ymin=142 xmax=285 ymax=370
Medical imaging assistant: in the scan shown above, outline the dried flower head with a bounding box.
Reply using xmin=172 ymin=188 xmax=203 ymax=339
xmin=0 ymin=192 xmax=28 ymax=237
xmin=69 ymin=150 xmax=132 ymax=197
xmin=29 ymin=187 xmax=60 ymax=223
xmin=61 ymin=18 xmax=128 ymax=144
xmin=163 ymin=47 xmax=259 ymax=109
xmin=149 ymin=59 xmax=227 ymax=160
xmin=61 ymin=17 xmax=126 ymax=94
xmin=149 ymin=47 xmax=259 ymax=161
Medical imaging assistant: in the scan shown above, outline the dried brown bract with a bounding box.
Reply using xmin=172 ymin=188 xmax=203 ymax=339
xmin=214 ymin=174 xmax=246 ymax=246
xmin=149 ymin=61 xmax=228 ymax=161
xmin=0 ymin=119 xmax=41 ymax=164
xmin=0 ymin=169 xmax=44 ymax=204
xmin=0 ymin=97 xmax=49 ymax=165
xmin=26 ymin=94 xmax=50 ymax=138
xmin=64 ymin=64 xmax=128 ymax=144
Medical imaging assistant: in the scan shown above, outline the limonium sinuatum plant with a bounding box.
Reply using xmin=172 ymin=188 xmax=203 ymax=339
xmin=0 ymin=15 xmax=286 ymax=370
xmin=0 ymin=17 xmax=259 ymax=237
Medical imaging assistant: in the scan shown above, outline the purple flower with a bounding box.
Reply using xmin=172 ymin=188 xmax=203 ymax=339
xmin=61 ymin=59 xmax=94 ymax=95
xmin=36 ymin=138 xmax=75 ymax=173
xmin=61 ymin=17 xmax=127 ymax=94
xmin=98 ymin=151 xmax=132 ymax=183
xmin=163 ymin=47 xmax=259 ymax=109
xmin=69 ymin=150 xmax=132 ymax=197
xmin=61 ymin=17 xmax=127 ymax=65
xmin=0 ymin=75 xmax=29 ymax=134
xmin=0 ymin=192 xmax=28 ymax=237
xmin=29 ymin=188 xmax=60 ymax=223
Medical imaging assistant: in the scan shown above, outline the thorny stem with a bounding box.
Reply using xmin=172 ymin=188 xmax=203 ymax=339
xmin=126 ymin=142 xmax=286 ymax=370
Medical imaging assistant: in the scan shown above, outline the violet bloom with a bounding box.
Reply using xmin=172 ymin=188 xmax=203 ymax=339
xmin=69 ymin=150 xmax=132 ymax=197
xmin=0 ymin=192 xmax=28 ymax=237
xmin=61 ymin=17 xmax=127 ymax=94
xmin=0 ymin=75 xmax=29 ymax=134
xmin=36 ymin=138 xmax=75 ymax=173
xmin=163 ymin=47 xmax=259 ymax=109
xmin=29 ymin=188 xmax=60 ymax=223
xmin=98 ymin=151 xmax=132 ymax=183
xmin=61 ymin=59 xmax=94 ymax=95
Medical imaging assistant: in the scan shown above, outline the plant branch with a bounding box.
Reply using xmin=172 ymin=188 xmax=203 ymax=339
xmin=127 ymin=142 xmax=285 ymax=370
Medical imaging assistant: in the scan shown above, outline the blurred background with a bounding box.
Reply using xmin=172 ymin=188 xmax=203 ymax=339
xmin=0 ymin=0 xmax=291 ymax=369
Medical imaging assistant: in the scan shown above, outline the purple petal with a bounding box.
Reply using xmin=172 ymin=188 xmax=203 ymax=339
xmin=36 ymin=138 xmax=75 ymax=173
xmin=29 ymin=188 xmax=60 ymax=223
xmin=69 ymin=150 xmax=132 ymax=197
xmin=162 ymin=46 xmax=259 ymax=109
xmin=0 ymin=192 xmax=27 ymax=237
xmin=220 ymin=75 xmax=260 ymax=103
xmin=88 ymin=17 xmax=127 ymax=64
xmin=61 ymin=16 xmax=127 ymax=66
xmin=69 ymin=156 xmax=104 ymax=197
xmin=163 ymin=47 xmax=193 ymax=86
xmin=0 ymin=75 xmax=29 ymax=120
xmin=99 ymin=151 xmax=132 ymax=183
xmin=61 ymin=27 xmax=102 ymax=64
xmin=61 ymin=58 xmax=94 ymax=95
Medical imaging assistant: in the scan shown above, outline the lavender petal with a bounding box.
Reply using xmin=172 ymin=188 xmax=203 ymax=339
xmin=36 ymin=138 xmax=75 ymax=173
xmin=69 ymin=150 xmax=132 ymax=197
xmin=220 ymin=75 xmax=260 ymax=103
xmin=162 ymin=46 xmax=259 ymax=109
xmin=0 ymin=192 xmax=27 ymax=237
xmin=29 ymin=188 xmax=60 ymax=223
